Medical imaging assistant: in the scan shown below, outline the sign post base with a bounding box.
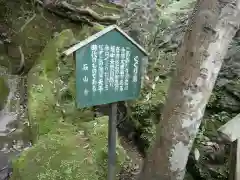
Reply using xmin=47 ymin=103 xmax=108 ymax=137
xmin=108 ymin=102 xmax=117 ymax=180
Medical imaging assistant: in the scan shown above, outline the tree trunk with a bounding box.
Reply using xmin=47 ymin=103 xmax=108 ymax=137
xmin=138 ymin=0 xmax=240 ymax=180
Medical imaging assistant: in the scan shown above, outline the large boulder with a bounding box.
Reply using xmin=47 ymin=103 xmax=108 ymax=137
xmin=11 ymin=116 xmax=126 ymax=180
xmin=0 ymin=75 xmax=9 ymax=110
xmin=11 ymin=28 xmax=128 ymax=180
xmin=0 ymin=66 xmax=24 ymax=134
xmin=0 ymin=66 xmax=9 ymax=110
xmin=209 ymin=42 xmax=240 ymax=112
xmin=161 ymin=19 xmax=240 ymax=113
xmin=27 ymin=29 xmax=94 ymax=138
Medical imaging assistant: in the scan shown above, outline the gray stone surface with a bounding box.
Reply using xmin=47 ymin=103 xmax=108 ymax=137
xmin=215 ymin=42 xmax=240 ymax=112
xmin=163 ymin=23 xmax=240 ymax=112
xmin=0 ymin=152 xmax=9 ymax=180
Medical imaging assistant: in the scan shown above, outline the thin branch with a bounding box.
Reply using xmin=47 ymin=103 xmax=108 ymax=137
xmin=18 ymin=13 xmax=36 ymax=33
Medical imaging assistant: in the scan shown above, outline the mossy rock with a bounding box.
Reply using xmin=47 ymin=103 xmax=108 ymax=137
xmin=2 ymin=0 xmax=111 ymax=73
xmin=187 ymin=111 xmax=233 ymax=180
xmin=19 ymin=27 xmax=128 ymax=180
xmin=11 ymin=116 xmax=127 ymax=180
xmin=27 ymin=24 xmax=118 ymax=139
xmin=184 ymin=173 xmax=195 ymax=180
xmin=0 ymin=76 xmax=9 ymax=110
xmin=27 ymin=29 xmax=74 ymax=136
xmin=27 ymin=29 xmax=94 ymax=139
xmin=207 ymin=79 xmax=240 ymax=112
xmin=3 ymin=1 xmax=86 ymax=71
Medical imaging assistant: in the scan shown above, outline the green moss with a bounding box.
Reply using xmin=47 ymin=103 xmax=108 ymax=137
xmin=3 ymin=0 xmax=110 ymax=73
xmin=11 ymin=117 xmax=126 ymax=180
xmin=124 ymin=77 xmax=171 ymax=153
xmin=27 ymin=63 xmax=62 ymax=137
xmin=203 ymin=111 xmax=232 ymax=137
xmin=207 ymin=87 xmax=224 ymax=109
xmin=8 ymin=6 xmax=123 ymax=179
xmin=61 ymin=101 xmax=94 ymax=127
xmin=81 ymin=116 xmax=126 ymax=178
xmin=0 ymin=54 xmax=12 ymax=68
xmin=189 ymin=111 xmax=233 ymax=180
xmin=207 ymin=93 xmax=218 ymax=108
xmin=5 ymin=0 xmax=85 ymax=70
xmin=131 ymin=77 xmax=171 ymax=121
xmin=27 ymin=29 xmax=94 ymax=138
xmin=37 ymin=29 xmax=75 ymax=73
xmin=0 ymin=76 xmax=9 ymax=110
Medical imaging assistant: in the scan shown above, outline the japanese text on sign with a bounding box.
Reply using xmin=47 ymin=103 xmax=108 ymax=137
xmin=82 ymin=44 xmax=139 ymax=96
xmin=74 ymin=26 xmax=148 ymax=108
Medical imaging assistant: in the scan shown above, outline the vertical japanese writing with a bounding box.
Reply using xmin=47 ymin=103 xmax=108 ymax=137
xmin=109 ymin=46 xmax=115 ymax=87
xmin=114 ymin=46 xmax=120 ymax=91
xmin=89 ymin=43 xmax=140 ymax=96
xmin=124 ymin=47 xmax=130 ymax=90
xmin=83 ymin=76 xmax=88 ymax=83
xmin=84 ymin=89 xmax=89 ymax=96
xmin=104 ymin=45 xmax=110 ymax=91
xmin=77 ymin=35 xmax=145 ymax=108
xmin=82 ymin=64 xmax=88 ymax=71
xmin=82 ymin=63 xmax=89 ymax=96
xmin=119 ymin=47 xmax=125 ymax=92
xmin=91 ymin=44 xmax=98 ymax=93
xmin=133 ymin=56 xmax=139 ymax=82
xmin=98 ymin=45 xmax=104 ymax=93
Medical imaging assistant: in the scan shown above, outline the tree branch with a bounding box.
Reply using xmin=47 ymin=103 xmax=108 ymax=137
xmin=36 ymin=0 xmax=119 ymax=25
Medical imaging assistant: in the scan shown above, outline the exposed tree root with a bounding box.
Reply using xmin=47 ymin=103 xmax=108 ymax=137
xmin=35 ymin=0 xmax=119 ymax=26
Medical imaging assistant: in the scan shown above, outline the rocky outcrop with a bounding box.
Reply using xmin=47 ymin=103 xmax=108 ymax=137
xmin=0 ymin=68 xmax=9 ymax=110
xmin=158 ymin=21 xmax=240 ymax=113
xmin=0 ymin=66 xmax=27 ymax=137
xmin=210 ymin=43 xmax=240 ymax=112
xmin=117 ymin=2 xmax=240 ymax=179
xmin=11 ymin=28 xmax=128 ymax=180
xmin=0 ymin=66 xmax=29 ymax=179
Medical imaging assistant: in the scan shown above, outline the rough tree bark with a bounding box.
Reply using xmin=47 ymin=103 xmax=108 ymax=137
xmin=138 ymin=0 xmax=240 ymax=180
